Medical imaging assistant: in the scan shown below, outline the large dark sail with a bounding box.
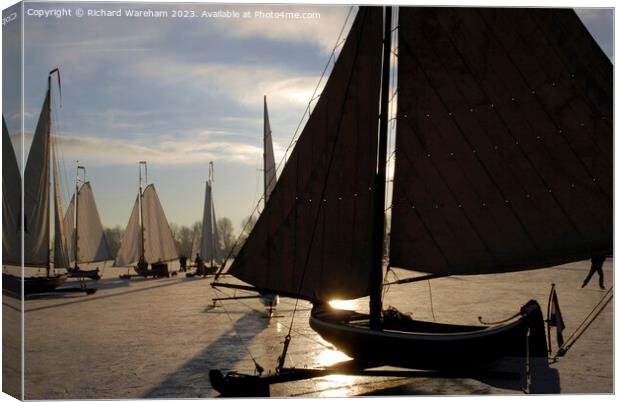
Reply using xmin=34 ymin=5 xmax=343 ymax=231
xmin=390 ymin=8 xmax=613 ymax=275
xmin=228 ymin=7 xmax=383 ymax=301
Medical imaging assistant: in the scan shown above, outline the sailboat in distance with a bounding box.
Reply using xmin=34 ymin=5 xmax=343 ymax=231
xmin=258 ymin=96 xmax=279 ymax=313
xmin=115 ymin=161 xmax=178 ymax=278
xmin=212 ymin=98 xmax=280 ymax=313
xmin=187 ymin=161 xmax=222 ymax=277
xmin=62 ymin=165 xmax=113 ymax=280
xmin=211 ymin=6 xmax=612 ymax=392
xmin=3 ymin=70 xmax=72 ymax=295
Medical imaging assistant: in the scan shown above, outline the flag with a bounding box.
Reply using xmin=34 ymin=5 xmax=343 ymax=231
xmin=549 ymin=288 xmax=566 ymax=347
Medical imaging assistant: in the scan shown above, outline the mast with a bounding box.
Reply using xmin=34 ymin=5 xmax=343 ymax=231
xmin=46 ymin=69 xmax=61 ymax=276
xmin=263 ymin=96 xmax=268 ymax=205
xmin=74 ymin=164 xmax=78 ymax=269
xmin=46 ymin=72 xmax=52 ymax=277
xmin=74 ymin=164 xmax=85 ymax=269
xmin=369 ymin=6 xmax=392 ymax=330
xmin=139 ymin=161 xmax=147 ymax=262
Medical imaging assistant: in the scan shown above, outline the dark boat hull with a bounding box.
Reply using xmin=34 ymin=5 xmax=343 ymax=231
xmin=3 ymin=273 xmax=68 ymax=296
xmin=123 ymin=262 xmax=170 ymax=278
xmin=186 ymin=264 xmax=218 ymax=277
xmin=309 ymin=300 xmax=547 ymax=371
xmin=68 ymin=268 xmax=101 ymax=280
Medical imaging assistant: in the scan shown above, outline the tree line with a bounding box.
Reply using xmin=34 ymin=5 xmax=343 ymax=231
xmin=103 ymin=215 xmax=257 ymax=260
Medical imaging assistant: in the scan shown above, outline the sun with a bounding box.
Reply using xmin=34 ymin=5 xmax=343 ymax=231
xmin=328 ymin=299 xmax=356 ymax=310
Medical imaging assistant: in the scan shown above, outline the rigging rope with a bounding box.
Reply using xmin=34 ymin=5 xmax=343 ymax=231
xmin=49 ymin=69 xmax=72 ymax=209
xmin=213 ymin=287 xmax=264 ymax=375
xmin=555 ymin=287 xmax=613 ymax=358
xmin=285 ymin=6 xmax=372 ymax=344
xmin=381 ymin=267 xmax=394 ymax=299
xmin=213 ymin=6 xmax=355 ymax=281
xmin=211 ymin=6 xmax=386 ymax=374
xmin=427 ymin=280 xmax=436 ymax=321
xmin=212 ymin=286 xmax=336 ymax=355
xmin=384 ymin=8 xmax=398 ymax=248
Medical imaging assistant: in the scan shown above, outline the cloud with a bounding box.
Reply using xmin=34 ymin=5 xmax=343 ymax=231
xmin=128 ymin=58 xmax=327 ymax=112
xmin=53 ymin=132 xmax=264 ymax=166
xmin=219 ymin=5 xmax=354 ymax=54
xmin=197 ymin=129 xmax=234 ymax=140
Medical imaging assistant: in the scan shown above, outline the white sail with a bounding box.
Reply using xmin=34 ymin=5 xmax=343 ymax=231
xmin=141 ymin=184 xmax=178 ymax=263
xmin=53 ymin=143 xmax=71 ymax=269
xmin=64 ymin=182 xmax=113 ymax=265
xmin=264 ymin=96 xmax=276 ymax=202
xmin=2 ymin=118 xmax=22 ymax=265
xmin=114 ymin=195 xmax=141 ymax=267
xmin=24 ymin=91 xmax=51 ymax=267
xmin=63 ymin=194 xmax=75 ymax=263
xmin=190 ymin=225 xmax=199 ymax=260
xmin=198 ymin=181 xmax=222 ymax=264
xmin=77 ymin=183 xmax=113 ymax=263
xmin=211 ymin=204 xmax=222 ymax=262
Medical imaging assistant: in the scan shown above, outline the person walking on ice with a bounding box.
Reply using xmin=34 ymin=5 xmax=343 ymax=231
xmin=582 ymin=255 xmax=606 ymax=290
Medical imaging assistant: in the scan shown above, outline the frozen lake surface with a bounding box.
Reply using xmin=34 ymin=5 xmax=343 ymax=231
xmin=3 ymin=258 xmax=613 ymax=398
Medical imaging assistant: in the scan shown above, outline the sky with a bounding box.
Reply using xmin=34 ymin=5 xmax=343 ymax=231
xmin=1 ymin=2 xmax=614 ymax=233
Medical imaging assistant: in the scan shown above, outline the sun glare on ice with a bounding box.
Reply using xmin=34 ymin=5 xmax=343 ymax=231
xmin=328 ymin=299 xmax=356 ymax=310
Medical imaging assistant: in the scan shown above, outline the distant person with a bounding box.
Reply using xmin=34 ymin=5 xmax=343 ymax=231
xmin=195 ymin=254 xmax=205 ymax=277
xmin=582 ymin=255 xmax=606 ymax=290
xmin=179 ymin=256 xmax=187 ymax=272
xmin=137 ymin=256 xmax=148 ymax=273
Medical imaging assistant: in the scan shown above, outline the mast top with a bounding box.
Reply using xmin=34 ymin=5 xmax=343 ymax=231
xmin=139 ymin=160 xmax=148 ymax=190
xmin=77 ymin=164 xmax=86 ymax=184
xmin=48 ymin=68 xmax=62 ymax=107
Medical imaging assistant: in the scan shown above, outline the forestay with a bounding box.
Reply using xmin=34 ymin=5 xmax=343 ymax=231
xmin=52 ymin=142 xmax=71 ymax=269
xmin=228 ymin=7 xmax=383 ymax=302
xmin=390 ymin=8 xmax=613 ymax=275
